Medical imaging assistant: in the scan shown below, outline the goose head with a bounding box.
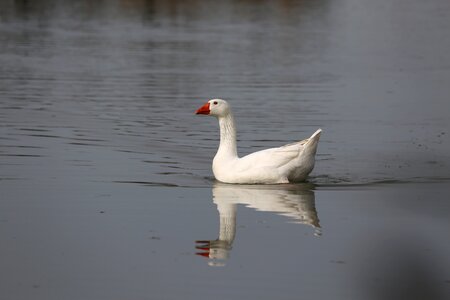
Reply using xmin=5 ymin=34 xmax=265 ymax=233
xmin=195 ymin=99 xmax=231 ymax=117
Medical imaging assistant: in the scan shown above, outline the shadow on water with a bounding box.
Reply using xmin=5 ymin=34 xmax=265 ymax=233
xmin=356 ymin=234 xmax=448 ymax=300
xmin=195 ymin=182 xmax=320 ymax=267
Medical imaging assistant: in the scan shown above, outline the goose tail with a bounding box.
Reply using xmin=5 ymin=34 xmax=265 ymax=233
xmin=303 ymin=129 xmax=322 ymax=156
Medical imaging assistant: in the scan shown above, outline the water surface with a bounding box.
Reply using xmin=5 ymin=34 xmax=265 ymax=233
xmin=1 ymin=1 xmax=449 ymax=299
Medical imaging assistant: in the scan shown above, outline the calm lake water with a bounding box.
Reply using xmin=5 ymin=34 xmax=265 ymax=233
xmin=1 ymin=0 xmax=449 ymax=299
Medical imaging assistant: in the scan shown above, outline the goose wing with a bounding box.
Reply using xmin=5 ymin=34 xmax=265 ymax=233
xmin=234 ymin=139 xmax=309 ymax=172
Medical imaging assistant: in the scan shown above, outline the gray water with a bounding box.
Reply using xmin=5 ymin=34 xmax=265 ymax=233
xmin=1 ymin=1 xmax=449 ymax=299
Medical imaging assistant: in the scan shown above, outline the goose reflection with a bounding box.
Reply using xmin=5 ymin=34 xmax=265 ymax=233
xmin=196 ymin=183 xmax=320 ymax=266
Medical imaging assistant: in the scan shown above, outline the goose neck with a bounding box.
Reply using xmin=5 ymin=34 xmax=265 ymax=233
xmin=217 ymin=113 xmax=237 ymax=157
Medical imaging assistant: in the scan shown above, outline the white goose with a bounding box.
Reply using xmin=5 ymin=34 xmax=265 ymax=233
xmin=195 ymin=99 xmax=322 ymax=184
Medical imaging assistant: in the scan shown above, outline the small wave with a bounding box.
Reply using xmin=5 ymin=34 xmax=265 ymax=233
xmin=142 ymin=160 xmax=179 ymax=165
xmin=309 ymin=175 xmax=450 ymax=188
xmin=0 ymin=177 xmax=26 ymax=181
xmin=18 ymin=128 xmax=50 ymax=132
xmin=68 ymin=142 xmax=107 ymax=147
xmin=0 ymin=145 xmax=43 ymax=149
xmin=113 ymin=180 xmax=179 ymax=187
xmin=0 ymin=154 xmax=43 ymax=157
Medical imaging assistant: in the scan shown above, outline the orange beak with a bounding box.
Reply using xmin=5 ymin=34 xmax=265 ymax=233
xmin=195 ymin=102 xmax=210 ymax=115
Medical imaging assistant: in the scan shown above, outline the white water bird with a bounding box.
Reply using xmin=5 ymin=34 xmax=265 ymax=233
xmin=195 ymin=99 xmax=322 ymax=184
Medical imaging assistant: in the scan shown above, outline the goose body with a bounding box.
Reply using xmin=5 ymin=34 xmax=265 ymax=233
xmin=196 ymin=99 xmax=321 ymax=184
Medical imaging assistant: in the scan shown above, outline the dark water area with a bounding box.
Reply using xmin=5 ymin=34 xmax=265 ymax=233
xmin=1 ymin=1 xmax=449 ymax=299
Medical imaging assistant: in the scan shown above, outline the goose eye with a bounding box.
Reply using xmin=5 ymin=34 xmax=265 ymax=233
xmin=213 ymin=101 xmax=218 ymax=105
